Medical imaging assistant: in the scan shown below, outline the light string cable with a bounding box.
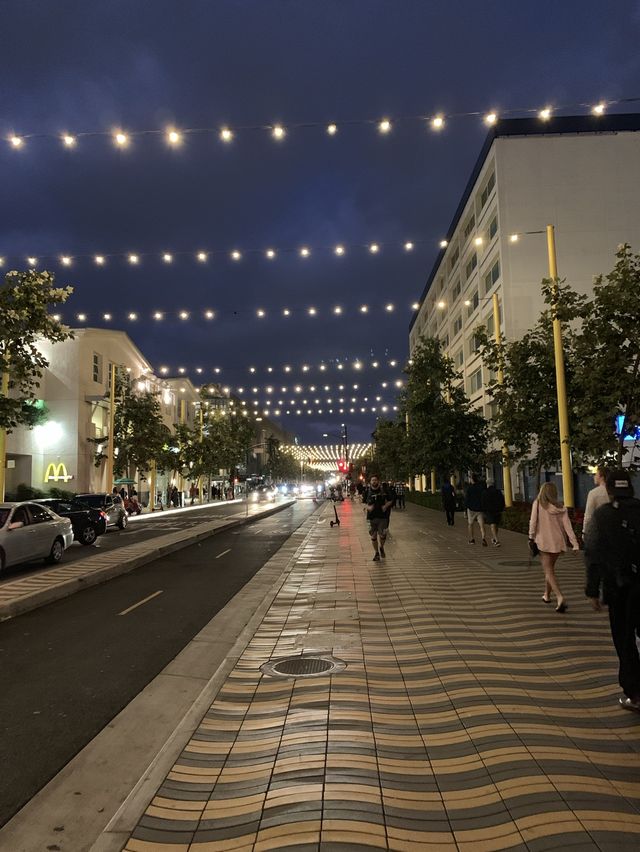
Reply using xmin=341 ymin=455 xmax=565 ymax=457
xmin=5 ymin=96 xmax=637 ymax=150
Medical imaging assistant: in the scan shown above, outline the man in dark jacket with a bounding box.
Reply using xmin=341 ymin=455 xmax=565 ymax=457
xmin=441 ymin=480 xmax=457 ymax=526
xmin=481 ymin=483 xmax=506 ymax=547
xmin=584 ymin=469 xmax=640 ymax=713
xmin=465 ymin=473 xmax=487 ymax=545
xmin=366 ymin=475 xmax=392 ymax=562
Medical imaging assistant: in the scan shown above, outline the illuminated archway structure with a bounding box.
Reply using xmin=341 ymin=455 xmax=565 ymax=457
xmin=283 ymin=443 xmax=373 ymax=472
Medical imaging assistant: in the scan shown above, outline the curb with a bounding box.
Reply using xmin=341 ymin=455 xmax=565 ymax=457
xmin=0 ymin=499 xmax=296 ymax=622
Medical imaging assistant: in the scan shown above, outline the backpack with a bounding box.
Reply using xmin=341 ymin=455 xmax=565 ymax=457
xmin=599 ymin=499 xmax=640 ymax=588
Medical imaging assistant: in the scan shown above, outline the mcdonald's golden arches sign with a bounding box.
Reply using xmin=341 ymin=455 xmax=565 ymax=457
xmin=44 ymin=462 xmax=73 ymax=483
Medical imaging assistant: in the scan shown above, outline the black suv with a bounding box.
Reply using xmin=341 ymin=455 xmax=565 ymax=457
xmin=34 ymin=498 xmax=107 ymax=546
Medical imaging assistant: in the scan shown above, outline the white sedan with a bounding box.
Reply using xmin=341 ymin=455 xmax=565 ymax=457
xmin=0 ymin=502 xmax=74 ymax=573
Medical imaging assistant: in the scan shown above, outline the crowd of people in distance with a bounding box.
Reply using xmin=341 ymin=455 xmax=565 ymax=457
xmin=353 ymin=467 xmax=640 ymax=714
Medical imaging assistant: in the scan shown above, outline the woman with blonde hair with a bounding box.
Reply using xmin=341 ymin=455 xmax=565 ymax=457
xmin=528 ymin=481 xmax=579 ymax=612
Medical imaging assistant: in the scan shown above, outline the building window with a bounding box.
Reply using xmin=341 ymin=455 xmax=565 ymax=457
xmin=484 ymin=258 xmax=500 ymax=294
xmin=465 ymin=253 xmax=478 ymax=280
xmin=467 ymin=289 xmax=479 ymax=316
xmin=448 ymin=246 xmax=459 ymax=270
xmin=489 ymin=215 xmax=498 ymax=240
xmin=453 ymin=314 xmax=463 ymax=336
xmin=463 ymin=215 xmax=476 ymax=240
xmin=92 ymin=353 xmax=102 ymax=383
xmin=469 ymin=367 xmax=483 ymax=393
xmin=486 ymin=311 xmax=495 ymax=337
xmin=452 ymin=279 xmax=461 ymax=301
xmin=454 ymin=349 xmax=464 ymax=368
xmin=106 ymin=362 xmax=114 ymax=390
xmin=480 ymin=171 xmax=496 ymax=208
xmin=469 ymin=332 xmax=482 ymax=356
xmin=440 ymin=333 xmax=449 ymax=349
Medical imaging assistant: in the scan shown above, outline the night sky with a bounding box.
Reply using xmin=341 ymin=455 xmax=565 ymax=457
xmin=2 ymin=0 xmax=639 ymax=442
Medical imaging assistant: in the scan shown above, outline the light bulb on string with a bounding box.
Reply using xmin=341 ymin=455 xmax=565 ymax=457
xmin=539 ymin=107 xmax=552 ymax=121
xmin=266 ymin=249 xmax=276 ymax=259
xmin=378 ymin=119 xmax=392 ymax=134
xmin=60 ymin=256 xmax=72 ymax=266
xmin=592 ymin=102 xmax=606 ymax=116
xmin=62 ymin=134 xmax=76 ymax=147
xmin=334 ymin=245 xmax=345 ymax=255
xmin=166 ymin=129 xmax=182 ymax=146
xmin=95 ymin=255 xmax=105 ymax=265
xmin=231 ymin=250 xmax=242 ymax=261
xmin=484 ymin=112 xmax=498 ymax=125
xmin=10 ymin=135 xmax=24 ymax=148
xmin=327 ymin=123 xmax=338 ymax=135
xmin=431 ymin=115 xmax=445 ymax=130
xmin=299 ymin=247 xmax=310 ymax=258
xmin=197 ymin=251 xmax=208 ymax=262
xmin=219 ymin=127 xmax=233 ymax=142
xmin=369 ymin=243 xmax=380 ymax=254
xmin=404 ymin=241 xmax=414 ymax=251
xmin=439 ymin=239 xmax=448 ymax=248
xmin=128 ymin=254 xmax=139 ymax=264
xmin=114 ymin=131 xmax=129 ymax=147
xmin=271 ymin=124 xmax=286 ymax=140
xmin=163 ymin=253 xmax=173 ymax=263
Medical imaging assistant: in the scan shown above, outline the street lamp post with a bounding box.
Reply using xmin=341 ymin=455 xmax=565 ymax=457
xmin=546 ymin=224 xmax=574 ymax=507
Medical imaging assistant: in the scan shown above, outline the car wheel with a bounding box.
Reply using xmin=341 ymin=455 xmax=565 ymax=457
xmin=80 ymin=525 xmax=97 ymax=545
xmin=46 ymin=538 xmax=64 ymax=564
xmin=117 ymin=513 xmax=128 ymax=530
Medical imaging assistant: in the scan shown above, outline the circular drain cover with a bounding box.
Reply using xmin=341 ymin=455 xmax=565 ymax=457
xmin=260 ymin=652 xmax=346 ymax=679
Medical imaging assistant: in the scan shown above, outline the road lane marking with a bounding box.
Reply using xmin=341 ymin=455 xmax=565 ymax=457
xmin=215 ymin=549 xmax=231 ymax=559
xmin=118 ymin=590 xmax=163 ymax=616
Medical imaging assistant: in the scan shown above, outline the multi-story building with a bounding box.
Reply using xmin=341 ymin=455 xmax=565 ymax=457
xmin=409 ymin=113 xmax=640 ymax=496
xmin=4 ymin=328 xmax=289 ymax=501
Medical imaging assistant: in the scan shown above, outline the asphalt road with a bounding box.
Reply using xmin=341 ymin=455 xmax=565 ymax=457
xmin=0 ymin=498 xmax=260 ymax=582
xmin=0 ymin=499 xmax=316 ymax=828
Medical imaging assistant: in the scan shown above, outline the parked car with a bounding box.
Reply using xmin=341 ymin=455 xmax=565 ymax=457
xmin=34 ymin=498 xmax=107 ymax=546
xmin=0 ymin=502 xmax=74 ymax=573
xmin=251 ymin=484 xmax=278 ymax=502
xmin=74 ymin=493 xmax=128 ymax=529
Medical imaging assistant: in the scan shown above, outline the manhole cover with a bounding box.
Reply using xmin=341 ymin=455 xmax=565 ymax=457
xmin=497 ymin=560 xmax=533 ymax=567
xmin=260 ymin=652 xmax=346 ymax=679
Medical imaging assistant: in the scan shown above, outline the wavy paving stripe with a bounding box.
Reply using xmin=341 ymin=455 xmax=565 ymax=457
xmin=124 ymin=500 xmax=640 ymax=851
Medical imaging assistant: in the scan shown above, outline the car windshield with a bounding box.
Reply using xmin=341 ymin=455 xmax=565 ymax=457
xmin=70 ymin=501 xmax=91 ymax=511
xmin=75 ymin=495 xmax=105 ymax=508
xmin=0 ymin=508 xmax=11 ymax=528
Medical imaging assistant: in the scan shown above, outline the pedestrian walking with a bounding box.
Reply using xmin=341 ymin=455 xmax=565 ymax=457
xmin=528 ymin=481 xmax=579 ymax=612
xmin=481 ymin=482 xmax=505 ymax=546
xmin=366 ymin=474 xmax=393 ymax=561
xmin=584 ymin=469 xmax=640 ymax=713
xmin=170 ymin=484 xmax=179 ymax=507
xmin=395 ymin=482 xmax=406 ymax=509
xmin=441 ymin=479 xmax=456 ymax=526
xmin=189 ymin=482 xmax=197 ymax=505
xmin=582 ymin=466 xmax=609 ymax=537
xmin=465 ymin=473 xmax=488 ymax=545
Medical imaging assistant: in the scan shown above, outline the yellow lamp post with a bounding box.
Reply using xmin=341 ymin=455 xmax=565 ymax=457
xmin=105 ymin=363 xmax=116 ymax=493
xmin=546 ymin=224 xmax=574 ymax=507
xmin=0 ymin=371 xmax=9 ymax=501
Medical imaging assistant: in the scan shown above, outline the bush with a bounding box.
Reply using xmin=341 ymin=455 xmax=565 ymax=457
xmin=406 ymin=491 xmax=442 ymax=511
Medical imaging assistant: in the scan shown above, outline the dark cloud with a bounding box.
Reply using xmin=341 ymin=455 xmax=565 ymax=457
xmin=1 ymin=0 xmax=639 ymax=441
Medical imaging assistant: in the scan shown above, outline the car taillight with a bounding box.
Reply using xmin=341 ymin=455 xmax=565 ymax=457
xmin=100 ymin=511 xmax=107 ymax=519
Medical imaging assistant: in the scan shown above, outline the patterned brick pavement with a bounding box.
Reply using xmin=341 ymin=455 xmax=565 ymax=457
xmin=121 ymin=499 xmax=640 ymax=852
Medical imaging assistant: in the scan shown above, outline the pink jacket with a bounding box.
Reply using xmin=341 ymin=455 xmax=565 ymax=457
xmin=528 ymin=499 xmax=578 ymax=553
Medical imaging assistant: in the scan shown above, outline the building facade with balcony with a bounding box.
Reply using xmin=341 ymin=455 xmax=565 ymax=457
xmin=409 ymin=114 xmax=640 ymax=497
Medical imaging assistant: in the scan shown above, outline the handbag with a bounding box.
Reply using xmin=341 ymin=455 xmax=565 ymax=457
xmin=528 ymin=538 xmax=539 ymax=557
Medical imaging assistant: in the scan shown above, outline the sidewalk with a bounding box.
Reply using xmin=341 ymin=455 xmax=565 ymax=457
xmin=0 ymin=498 xmax=294 ymax=621
xmin=86 ymin=501 xmax=640 ymax=849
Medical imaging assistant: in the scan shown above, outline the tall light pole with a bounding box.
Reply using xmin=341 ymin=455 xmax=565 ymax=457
xmin=106 ymin=362 xmax=116 ymax=492
xmin=546 ymin=224 xmax=574 ymax=507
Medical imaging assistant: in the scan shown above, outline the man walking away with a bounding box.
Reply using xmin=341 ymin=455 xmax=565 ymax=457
xmin=465 ymin=473 xmax=488 ymax=545
xmin=481 ymin=482 xmax=505 ymax=546
xmin=583 ymin=466 xmax=609 ymax=537
xmin=366 ymin=475 xmax=392 ymax=561
xmin=441 ymin=479 xmax=456 ymax=526
xmin=395 ymin=481 xmax=406 ymax=509
xmin=584 ymin=469 xmax=640 ymax=713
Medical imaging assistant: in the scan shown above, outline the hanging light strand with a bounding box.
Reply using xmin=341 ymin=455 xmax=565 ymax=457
xmin=5 ymin=96 xmax=635 ymax=150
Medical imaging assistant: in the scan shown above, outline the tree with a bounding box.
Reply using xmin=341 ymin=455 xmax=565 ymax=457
xmin=573 ymin=244 xmax=640 ymax=466
xmin=403 ymin=338 xmax=488 ymax=479
xmin=265 ymin=437 xmax=300 ymax=481
xmin=0 ymin=270 xmax=73 ymax=431
xmin=476 ymin=278 xmax=586 ymax=482
xmin=93 ymin=370 xmax=172 ymax=477
xmin=372 ymin=418 xmax=409 ymax=481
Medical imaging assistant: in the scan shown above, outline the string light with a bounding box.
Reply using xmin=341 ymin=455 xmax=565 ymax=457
xmin=538 ymin=107 xmax=552 ymax=121
xmin=385 ymin=303 xmax=394 ymax=312
xmin=153 ymin=311 xmax=164 ymax=320
xmin=197 ymin=251 xmax=208 ymax=262
xmin=266 ymin=248 xmax=276 ymax=259
xmin=27 ymin=257 xmax=37 ymax=266
xmin=95 ymin=255 xmax=105 ymax=265
xmin=128 ymin=311 xmax=138 ymax=320
xmin=439 ymin=240 xmax=448 ymax=248
xmin=62 ymin=134 xmax=76 ymax=147
xmin=231 ymin=250 xmax=242 ymax=260
xmin=205 ymin=309 xmax=215 ymax=319
xmin=219 ymin=127 xmax=234 ymax=142
xmin=60 ymin=256 xmax=72 ymax=266
xmin=300 ymin=247 xmax=310 ymax=257
xmin=378 ymin=119 xmax=392 ymax=134
xmin=369 ymin=243 xmax=380 ymax=254
xmin=327 ymin=123 xmax=338 ymax=135
xmin=166 ymin=129 xmax=182 ymax=146
xmin=163 ymin=253 xmax=173 ymax=263
xmin=179 ymin=310 xmax=189 ymax=320
xmin=10 ymin=135 xmax=23 ymax=148
xmin=509 ymin=233 xmax=519 ymax=243
xmin=404 ymin=241 xmax=414 ymax=251
xmin=334 ymin=245 xmax=345 ymax=255
xmin=128 ymin=254 xmax=139 ymax=264
xmin=271 ymin=124 xmax=286 ymax=140
xmin=114 ymin=131 xmax=129 ymax=147
xmin=103 ymin=312 xmax=112 ymax=321
xmin=592 ymin=102 xmax=606 ymax=116
xmin=474 ymin=236 xmax=483 ymax=246
xmin=431 ymin=115 xmax=445 ymax=130
xmin=484 ymin=112 xmax=498 ymax=125
xmin=283 ymin=308 xmax=291 ymax=316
